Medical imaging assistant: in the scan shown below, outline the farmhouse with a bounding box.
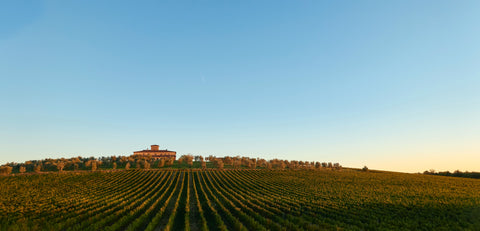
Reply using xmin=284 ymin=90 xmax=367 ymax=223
xmin=133 ymin=145 xmax=176 ymax=159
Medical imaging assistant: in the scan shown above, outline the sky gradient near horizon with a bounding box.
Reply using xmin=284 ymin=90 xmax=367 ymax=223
xmin=1 ymin=1 xmax=479 ymax=173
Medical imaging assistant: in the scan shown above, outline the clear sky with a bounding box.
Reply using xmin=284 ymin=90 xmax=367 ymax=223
xmin=1 ymin=0 xmax=479 ymax=173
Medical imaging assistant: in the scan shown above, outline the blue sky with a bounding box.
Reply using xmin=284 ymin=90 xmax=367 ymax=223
xmin=1 ymin=0 xmax=479 ymax=172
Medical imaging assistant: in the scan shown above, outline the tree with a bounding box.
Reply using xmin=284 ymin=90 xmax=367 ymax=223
xmin=143 ymin=160 xmax=151 ymax=169
xmin=249 ymin=159 xmax=257 ymax=169
xmin=207 ymin=155 xmax=215 ymax=162
xmin=266 ymin=162 xmax=272 ymax=170
xmin=233 ymin=159 xmax=241 ymax=169
xmin=177 ymin=156 xmax=185 ymax=164
xmin=333 ymin=163 xmax=342 ymax=170
xmin=55 ymin=161 xmax=66 ymax=172
xmin=194 ymin=155 xmax=203 ymax=162
xmin=186 ymin=155 xmax=193 ymax=166
xmin=289 ymin=160 xmax=299 ymax=169
xmin=201 ymin=160 xmax=206 ymax=170
xmin=179 ymin=155 xmax=194 ymax=167
xmin=257 ymin=159 xmax=267 ymax=168
xmin=270 ymin=159 xmax=285 ymax=170
xmin=91 ymin=161 xmax=97 ymax=171
xmin=213 ymin=159 xmax=224 ymax=170
xmin=157 ymin=159 xmax=165 ymax=168
xmin=232 ymin=156 xmax=240 ymax=167
xmin=19 ymin=166 xmax=26 ymax=173
xmin=224 ymin=156 xmax=233 ymax=165
xmin=453 ymin=170 xmax=462 ymax=177
xmin=125 ymin=162 xmax=131 ymax=170
xmin=86 ymin=160 xmax=98 ymax=171
xmin=0 ymin=166 xmax=13 ymax=175
xmin=362 ymin=166 xmax=369 ymax=171
xmin=304 ymin=162 xmax=312 ymax=169
xmin=165 ymin=158 xmax=174 ymax=166
xmin=113 ymin=162 xmax=117 ymax=170
xmin=34 ymin=164 xmax=42 ymax=173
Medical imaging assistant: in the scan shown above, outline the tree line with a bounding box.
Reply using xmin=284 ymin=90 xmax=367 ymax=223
xmin=0 ymin=154 xmax=341 ymax=175
xmin=423 ymin=169 xmax=480 ymax=179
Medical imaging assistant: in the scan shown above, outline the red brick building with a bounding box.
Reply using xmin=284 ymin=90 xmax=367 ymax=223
xmin=133 ymin=145 xmax=176 ymax=159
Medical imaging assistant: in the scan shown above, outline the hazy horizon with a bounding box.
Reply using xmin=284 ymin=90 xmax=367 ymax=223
xmin=1 ymin=1 xmax=479 ymax=173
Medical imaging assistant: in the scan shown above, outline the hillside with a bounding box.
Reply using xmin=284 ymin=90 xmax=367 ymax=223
xmin=1 ymin=168 xmax=480 ymax=230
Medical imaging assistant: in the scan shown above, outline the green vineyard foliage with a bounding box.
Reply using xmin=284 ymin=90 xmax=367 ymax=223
xmin=1 ymin=169 xmax=480 ymax=230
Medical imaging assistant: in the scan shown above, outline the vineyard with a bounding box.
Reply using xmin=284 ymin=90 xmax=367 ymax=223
xmin=1 ymin=169 xmax=480 ymax=230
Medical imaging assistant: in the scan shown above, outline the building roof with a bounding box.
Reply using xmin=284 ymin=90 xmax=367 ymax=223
xmin=134 ymin=149 xmax=176 ymax=153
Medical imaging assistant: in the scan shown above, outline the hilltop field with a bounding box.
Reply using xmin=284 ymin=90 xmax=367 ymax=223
xmin=1 ymin=167 xmax=480 ymax=230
